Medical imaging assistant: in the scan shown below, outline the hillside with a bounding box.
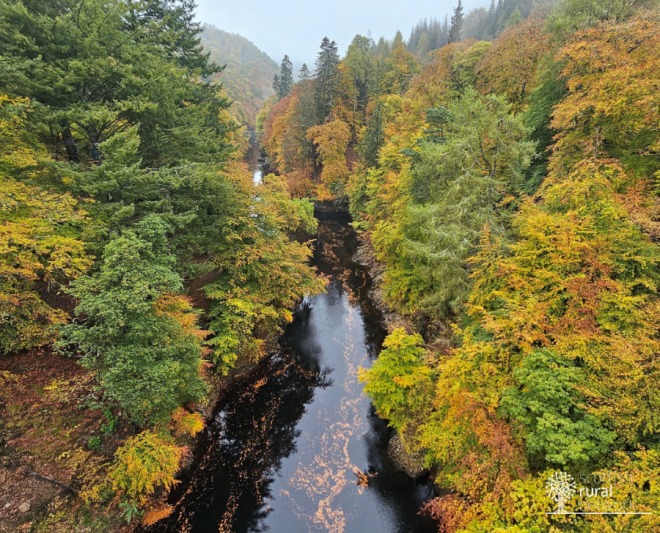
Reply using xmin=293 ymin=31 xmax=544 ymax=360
xmin=201 ymin=25 xmax=278 ymax=128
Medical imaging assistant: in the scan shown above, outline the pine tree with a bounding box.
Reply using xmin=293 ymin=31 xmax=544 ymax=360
xmin=494 ymin=0 xmax=504 ymax=36
xmin=415 ymin=32 xmax=431 ymax=61
xmin=314 ymin=37 xmax=341 ymax=122
xmin=441 ymin=15 xmax=450 ymax=46
xmin=57 ymin=216 xmax=208 ymax=425
xmin=448 ymin=0 xmax=465 ymax=44
xmin=296 ymin=63 xmax=320 ymax=177
xmin=272 ymin=73 xmax=281 ymax=99
xmin=345 ymin=34 xmax=376 ymax=138
xmin=404 ymin=89 xmax=534 ymax=316
xmin=487 ymin=0 xmax=497 ymax=38
xmin=299 ymin=63 xmax=311 ymax=81
xmin=505 ymin=7 xmax=522 ymax=28
xmin=359 ymin=98 xmax=385 ymax=167
xmin=393 ymin=30 xmax=405 ymax=49
xmin=278 ymin=55 xmax=294 ymax=98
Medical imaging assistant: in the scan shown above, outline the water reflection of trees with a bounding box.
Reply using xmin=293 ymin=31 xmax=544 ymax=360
xmin=146 ymin=352 xmax=331 ymax=533
xmin=148 ymin=214 xmax=390 ymax=533
xmin=314 ymin=218 xmax=386 ymax=361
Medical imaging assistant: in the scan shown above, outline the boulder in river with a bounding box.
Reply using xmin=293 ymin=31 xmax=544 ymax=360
xmin=387 ymin=432 xmax=428 ymax=479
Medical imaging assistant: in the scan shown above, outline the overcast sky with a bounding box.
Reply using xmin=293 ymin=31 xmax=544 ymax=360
xmin=194 ymin=0 xmax=489 ymax=67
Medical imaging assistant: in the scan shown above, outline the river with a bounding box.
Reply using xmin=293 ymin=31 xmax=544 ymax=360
xmin=146 ymin=210 xmax=437 ymax=533
xmin=245 ymin=134 xmax=263 ymax=185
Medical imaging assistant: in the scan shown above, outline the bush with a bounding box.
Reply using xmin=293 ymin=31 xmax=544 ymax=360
xmin=170 ymin=407 xmax=204 ymax=437
xmin=359 ymin=328 xmax=433 ymax=432
xmin=108 ymin=431 xmax=182 ymax=504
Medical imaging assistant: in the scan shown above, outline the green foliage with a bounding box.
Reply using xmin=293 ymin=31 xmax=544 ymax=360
xmin=358 ymin=99 xmax=385 ymax=167
xmin=1 ymin=1 xmax=326 ymax=524
xmin=0 ymin=0 xmax=233 ymax=169
xmin=546 ymin=0 xmax=660 ymax=39
xmin=359 ymin=329 xmax=433 ymax=432
xmin=404 ymin=88 xmax=534 ymax=316
xmin=521 ymin=59 xmax=566 ymax=194
xmin=204 ymin=169 xmax=324 ymax=374
xmin=275 ymin=55 xmax=294 ymax=99
xmin=315 ymin=37 xmax=341 ymax=121
xmin=501 ymin=350 xmax=616 ymax=466
xmin=101 ymin=406 xmax=118 ymax=435
xmin=448 ymin=0 xmax=465 ymax=44
xmin=332 ymin=9 xmax=660 ymax=531
xmin=118 ymin=500 xmax=143 ymax=523
xmin=58 ymin=216 xmax=207 ymax=425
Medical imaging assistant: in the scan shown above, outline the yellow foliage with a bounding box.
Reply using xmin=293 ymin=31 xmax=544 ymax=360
xmin=108 ymin=431 xmax=182 ymax=504
xmin=475 ymin=16 xmax=550 ymax=109
xmin=170 ymin=407 xmax=204 ymax=437
xmin=0 ymin=95 xmax=92 ymax=352
xmin=306 ymin=119 xmax=351 ymax=190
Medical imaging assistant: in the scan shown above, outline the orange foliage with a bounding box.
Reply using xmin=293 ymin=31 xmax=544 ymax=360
xmin=154 ymin=294 xmax=210 ymax=346
xmin=170 ymin=407 xmax=204 ymax=437
xmin=476 ymin=16 xmax=551 ymax=108
xmin=285 ymin=169 xmax=316 ymax=198
xmin=306 ymin=119 xmax=351 ymax=189
xmin=262 ymin=92 xmax=295 ymax=170
xmin=550 ymin=11 xmax=660 ymax=168
xmin=422 ymin=494 xmax=473 ymax=533
xmin=142 ymin=503 xmax=174 ymax=526
xmin=406 ymin=40 xmax=475 ymax=111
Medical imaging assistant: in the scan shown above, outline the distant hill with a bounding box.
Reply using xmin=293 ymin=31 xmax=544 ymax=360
xmin=201 ymin=25 xmax=278 ymax=128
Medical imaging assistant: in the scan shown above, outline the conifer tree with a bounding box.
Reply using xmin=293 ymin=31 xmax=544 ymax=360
xmin=487 ymin=0 xmax=498 ymax=37
xmin=448 ymin=0 xmax=465 ymax=43
xmin=277 ymin=55 xmax=294 ymax=99
xmin=393 ymin=30 xmax=405 ymax=48
xmin=296 ymin=63 xmax=320 ymax=176
xmin=314 ymin=37 xmax=341 ymax=121
xmin=359 ymin=99 xmax=385 ymax=167
xmin=404 ymin=89 xmax=534 ymax=315
xmin=441 ymin=15 xmax=450 ymax=46
xmin=272 ymin=73 xmax=281 ymax=99
xmin=494 ymin=0 xmax=504 ymax=35
xmin=58 ymin=216 xmax=208 ymax=425
xmin=299 ymin=63 xmax=311 ymax=81
xmin=415 ymin=32 xmax=431 ymax=61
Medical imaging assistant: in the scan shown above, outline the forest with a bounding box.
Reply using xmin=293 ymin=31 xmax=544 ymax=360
xmin=0 ymin=0 xmax=322 ymax=530
xmin=258 ymin=0 xmax=660 ymax=531
xmin=1 ymin=0 xmax=660 ymax=531
xmin=199 ymin=25 xmax=278 ymax=129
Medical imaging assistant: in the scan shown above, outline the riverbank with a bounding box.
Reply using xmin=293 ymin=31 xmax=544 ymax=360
xmin=144 ymin=208 xmax=437 ymax=533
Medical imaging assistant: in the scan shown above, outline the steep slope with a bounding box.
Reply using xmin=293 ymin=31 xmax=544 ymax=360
xmin=201 ymin=24 xmax=278 ymax=128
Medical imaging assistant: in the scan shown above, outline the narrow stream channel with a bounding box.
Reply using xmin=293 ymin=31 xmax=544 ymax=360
xmin=147 ymin=210 xmax=436 ymax=533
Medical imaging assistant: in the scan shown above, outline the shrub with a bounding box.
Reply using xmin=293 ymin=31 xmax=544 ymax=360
xmin=170 ymin=407 xmax=204 ymax=437
xmin=108 ymin=430 xmax=182 ymax=504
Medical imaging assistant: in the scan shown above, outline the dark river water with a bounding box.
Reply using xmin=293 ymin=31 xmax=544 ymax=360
xmin=147 ymin=210 xmax=436 ymax=533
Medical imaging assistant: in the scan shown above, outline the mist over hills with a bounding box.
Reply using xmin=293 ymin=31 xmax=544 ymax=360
xmin=201 ymin=24 xmax=278 ymax=128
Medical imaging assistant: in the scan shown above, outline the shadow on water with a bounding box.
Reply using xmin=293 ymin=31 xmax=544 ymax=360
xmin=146 ymin=209 xmax=437 ymax=533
